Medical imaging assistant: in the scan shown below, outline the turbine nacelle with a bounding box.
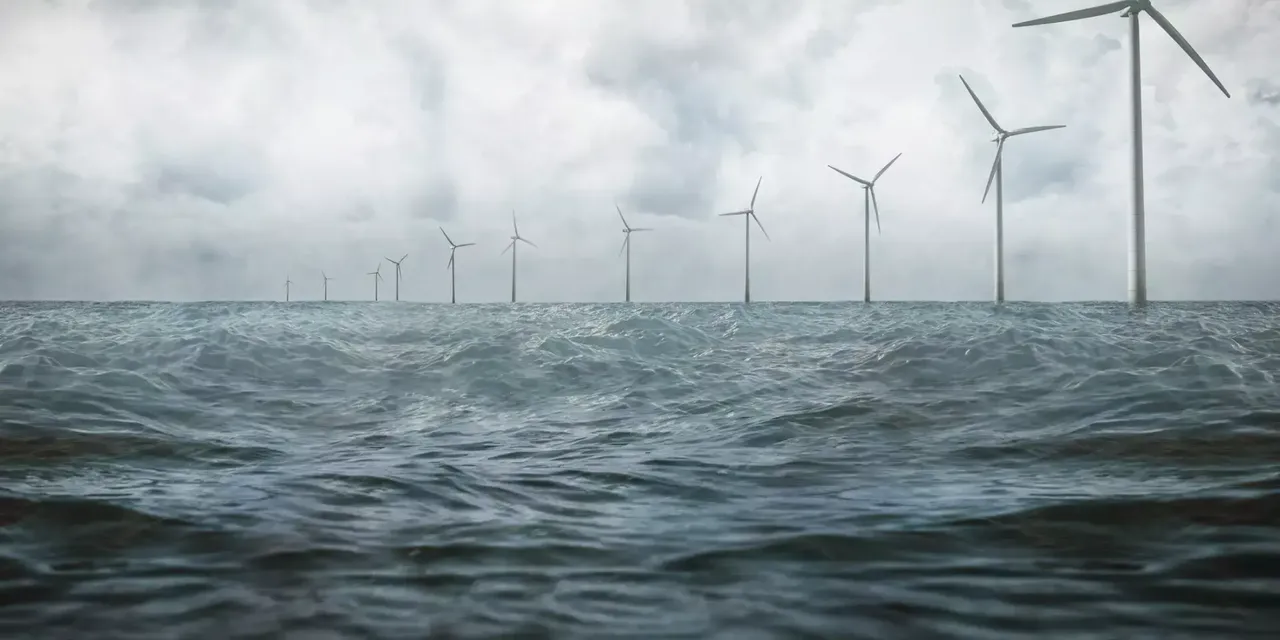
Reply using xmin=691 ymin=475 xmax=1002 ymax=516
xmin=827 ymin=154 xmax=900 ymax=235
xmin=503 ymin=210 xmax=537 ymax=252
xmin=1012 ymin=0 xmax=1229 ymax=98
xmin=718 ymin=176 xmax=770 ymax=240
xmin=958 ymin=74 xmax=1066 ymax=203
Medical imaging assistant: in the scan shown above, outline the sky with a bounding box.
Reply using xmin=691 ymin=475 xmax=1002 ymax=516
xmin=0 ymin=0 xmax=1277 ymax=302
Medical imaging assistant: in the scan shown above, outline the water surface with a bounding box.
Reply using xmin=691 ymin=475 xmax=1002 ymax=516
xmin=2 ymin=302 xmax=1278 ymax=638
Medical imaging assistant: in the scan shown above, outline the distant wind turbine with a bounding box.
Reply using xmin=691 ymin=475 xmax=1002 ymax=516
xmin=616 ymin=204 xmax=652 ymax=303
xmin=501 ymin=210 xmax=536 ymax=303
xmin=827 ymin=153 xmax=901 ymax=302
xmin=385 ymin=254 xmax=408 ymax=301
xmin=321 ymin=270 xmax=334 ymax=302
xmin=368 ymin=264 xmax=384 ymax=301
xmin=440 ymin=227 xmax=475 ymax=304
xmin=284 ymin=276 xmax=292 ymax=302
xmin=1011 ymin=0 xmax=1230 ymax=304
xmin=957 ymin=74 xmax=1065 ymax=303
xmin=719 ymin=177 xmax=769 ymax=303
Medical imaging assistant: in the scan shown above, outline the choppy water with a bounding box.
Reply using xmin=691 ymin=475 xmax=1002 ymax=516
xmin=2 ymin=302 xmax=1279 ymax=639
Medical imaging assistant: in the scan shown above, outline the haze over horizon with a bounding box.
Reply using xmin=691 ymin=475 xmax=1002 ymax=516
xmin=1 ymin=0 xmax=1277 ymax=303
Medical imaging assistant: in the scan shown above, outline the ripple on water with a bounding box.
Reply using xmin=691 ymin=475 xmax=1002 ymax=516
xmin=1 ymin=301 xmax=1279 ymax=638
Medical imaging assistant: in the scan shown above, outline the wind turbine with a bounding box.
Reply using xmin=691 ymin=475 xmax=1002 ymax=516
xmin=440 ymin=227 xmax=475 ymax=304
xmin=368 ymin=264 xmax=384 ymax=301
xmin=616 ymin=204 xmax=653 ymax=303
xmin=957 ymin=74 xmax=1065 ymax=303
xmin=719 ymin=177 xmax=769 ymax=303
xmin=1011 ymin=0 xmax=1230 ymax=304
xmin=321 ymin=271 xmax=334 ymax=302
xmin=827 ymin=153 xmax=902 ymax=302
xmin=384 ymin=254 xmax=408 ymax=301
xmin=500 ymin=210 xmax=536 ymax=303
xmin=284 ymin=276 xmax=292 ymax=302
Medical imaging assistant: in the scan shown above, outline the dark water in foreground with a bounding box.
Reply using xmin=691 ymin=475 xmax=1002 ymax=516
xmin=2 ymin=302 xmax=1279 ymax=639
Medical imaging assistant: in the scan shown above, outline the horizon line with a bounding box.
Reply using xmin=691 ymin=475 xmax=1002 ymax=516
xmin=1 ymin=299 xmax=1275 ymax=305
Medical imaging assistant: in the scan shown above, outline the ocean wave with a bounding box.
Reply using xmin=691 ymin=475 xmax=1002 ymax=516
xmin=2 ymin=301 xmax=1280 ymax=637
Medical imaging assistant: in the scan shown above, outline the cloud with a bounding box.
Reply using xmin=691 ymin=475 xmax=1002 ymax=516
xmin=0 ymin=0 xmax=1276 ymax=301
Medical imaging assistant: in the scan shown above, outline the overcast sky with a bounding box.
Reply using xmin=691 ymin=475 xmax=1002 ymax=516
xmin=0 ymin=0 xmax=1276 ymax=302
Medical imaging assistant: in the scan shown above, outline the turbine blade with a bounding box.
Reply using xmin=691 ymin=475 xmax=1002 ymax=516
xmin=873 ymin=153 xmax=902 ymax=183
xmin=1011 ymin=1 xmax=1129 ymax=27
xmin=440 ymin=226 xmax=455 ymax=247
xmin=958 ymin=74 xmax=1005 ymax=133
xmin=751 ymin=212 xmax=770 ymax=241
xmin=618 ymin=235 xmax=629 ymax=257
xmin=447 ymin=253 xmax=454 ymax=270
xmin=630 ymin=228 xmax=653 ymax=232
xmin=458 ymin=242 xmax=476 ymax=247
xmin=616 ymin=204 xmax=630 ymax=230
xmin=512 ymin=209 xmax=519 ymax=235
xmin=749 ymin=176 xmax=762 ymax=209
xmin=1008 ymin=124 xmax=1067 ymax=136
xmin=400 ymin=253 xmax=408 ymax=263
xmin=501 ymin=241 xmax=513 ymax=255
xmin=827 ymin=165 xmax=871 ymax=186
xmin=520 ymin=237 xmax=537 ymax=248
xmin=719 ymin=210 xmax=751 ymax=217
xmin=982 ymin=138 xmax=1004 ymax=204
xmin=870 ymin=188 xmax=882 ymax=235
xmin=1145 ymin=5 xmax=1231 ymax=98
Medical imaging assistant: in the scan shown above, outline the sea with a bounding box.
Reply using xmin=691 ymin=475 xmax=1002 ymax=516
xmin=1 ymin=301 xmax=1278 ymax=639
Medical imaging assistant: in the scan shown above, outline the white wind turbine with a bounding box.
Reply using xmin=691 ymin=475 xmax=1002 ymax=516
xmin=957 ymin=74 xmax=1065 ymax=303
xmin=500 ymin=210 xmax=536 ymax=303
xmin=321 ymin=270 xmax=334 ymax=302
xmin=384 ymin=253 xmax=408 ymax=301
xmin=440 ymin=227 xmax=475 ymax=304
xmin=1011 ymin=0 xmax=1230 ymax=304
xmin=284 ymin=276 xmax=292 ymax=302
xmin=827 ymin=153 xmax=901 ymax=302
xmin=719 ymin=177 xmax=769 ymax=303
xmin=616 ymin=204 xmax=653 ymax=303
xmin=368 ymin=264 xmax=384 ymax=301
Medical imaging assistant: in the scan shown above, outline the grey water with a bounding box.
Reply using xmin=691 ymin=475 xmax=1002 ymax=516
xmin=2 ymin=301 xmax=1279 ymax=639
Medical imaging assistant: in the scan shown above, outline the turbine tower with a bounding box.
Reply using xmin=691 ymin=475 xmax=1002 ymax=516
xmin=957 ymin=74 xmax=1065 ymax=303
xmin=1011 ymin=0 xmax=1230 ymax=304
xmin=321 ymin=271 xmax=334 ymax=302
xmin=827 ymin=153 xmax=901 ymax=302
xmin=718 ymin=177 xmax=769 ymax=303
xmin=440 ymin=227 xmax=475 ymax=304
xmin=368 ymin=264 xmax=384 ymax=301
xmin=384 ymin=253 xmax=408 ymax=301
xmin=616 ymin=204 xmax=652 ymax=303
xmin=501 ymin=210 xmax=536 ymax=303
xmin=284 ymin=276 xmax=292 ymax=302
